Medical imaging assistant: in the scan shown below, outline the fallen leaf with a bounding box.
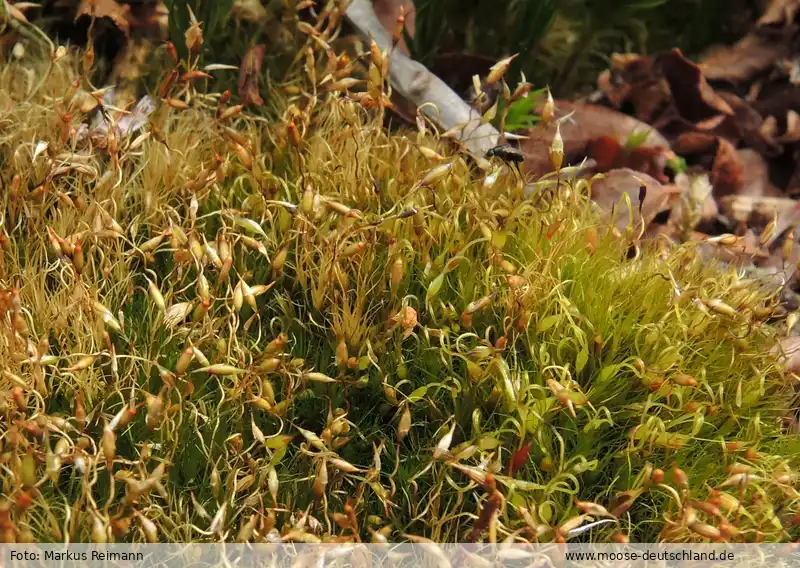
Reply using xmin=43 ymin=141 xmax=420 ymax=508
xmin=238 ymin=44 xmax=265 ymax=106
xmin=672 ymin=133 xmax=744 ymax=197
xmin=699 ymin=35 xmax=790 ymax=83
xmin=521 ymin=101 xmax=670 ymax=178
xmin=651 ymin=108 xmax=724 ymax=140
xmin=758 ymin=0 xmax=800 ymax=27
xmin=711 ymin=138 xmax=747 ymax=198
xmin=399 ymin=306 xmax=417 ymax=339
xmin=776 ymin=109 xmax=800 ymax=142
xmin=718 ymin=196 xmax=800 ymax=261
xmin=76 ymin=0 xmax=132 ymax=37
xmin=761 ymin=114 xmax=779 ymax=141
xmin=754 ymin=84 xmax=800 ymax=123
xmin=699 ymin=0 xmax=798 ymax=83
xmin=388 ymin=305 xmax=418 ymax=339
xmin=778 ymin=55 xmax=800 ymax=84
xmin=589 ymin=169 xmax=683 ymax=231
xmin=713 ymin=92 xmax=781 ymax=155
xmin=597 ymin=53 xmax=669 ymax=123
xmin=656 ymin=49 xmax=734 ymax=124
xmin=586 ymin=135 xmax=670 ymax=182
xmin=587 ymin=135 xmax=623 ymax=171
xmin=737 ymin=149 xmax=784 ymax=197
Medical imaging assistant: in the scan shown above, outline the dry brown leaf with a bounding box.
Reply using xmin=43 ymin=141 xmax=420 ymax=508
xmin=670 ymin=131 xmax=718 ymax=155
xmin=713 ymin=92 xmax=782 ymax=155
xmin=758 ymin=0 xmax=800 ymax=27
xmin=717 ymin=193 xmax=800 ymax=269
xmin=699 ymin=35 xmax=790 ymax=83
xmin=719 ymin=194 xmax=799 ymax=224
xmin=737 ymin=149 xmax=783 ymax=197
xmin=700 ymin=0 xmax=798 ymax=82
xmin=776 ymin=109 xmax=800 ymax=142
xmin=597 ymin=69 xmax=626 ymax=105
xmin=399 ymin=306 xmax=417 ymax=339
xmin=651 ymin=108 xmax=718 ymax=139
xmin=585 ymin=135 xmax=670 ymax=182
xmin=589 ymin=169 xmax=683 ymax=231
xmin=389 ymin=306 xmax=418 ymax=339
xmin=710 ymin=138 xmax=745 ymax=197
xmin=657 ymin=49 xmax=735 ymax=124
xmin=754 ymin=84 xmax=800 ymax=121
xmin=761 ymin=115 xmax=779 ymax=144
xmin=672 ymin=132 xmax=744 ymax=197
xmin=778 ymin=55 xmax=800 ymax=84
xmin=520 ymin=101 xmax=670 ymax=178
xmin=76 ymin=0 xmax=132 ymax=37
xmin=238 ymin=44 xmax=264 ymax=106
xmin=597 ymin=54 xmax=669 ymax=123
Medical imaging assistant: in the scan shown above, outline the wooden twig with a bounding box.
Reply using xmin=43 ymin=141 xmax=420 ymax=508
xmin=344 ymin=0 xmax=500 ymax=158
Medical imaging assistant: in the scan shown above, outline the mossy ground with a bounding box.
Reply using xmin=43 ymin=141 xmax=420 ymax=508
xmin=0 ymin=35 xmax=799 ymax=544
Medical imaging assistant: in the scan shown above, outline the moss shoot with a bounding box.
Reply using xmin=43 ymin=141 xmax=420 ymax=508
xmin=0 ymin=34 xmax=798 ymax=544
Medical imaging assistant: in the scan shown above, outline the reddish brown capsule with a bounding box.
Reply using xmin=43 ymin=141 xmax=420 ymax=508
xmin=75 ymin=392 xmax=86 ymax=430
xmin=102 ymin=425 xmax=116 ymax=470
xmin=611 ymin=531 xmax=629 ymax=544
xmin=726 ymin=441 xmax=743 ymax=452
xmin=391 ymin=6 xmax=406 ymax=46
xmin=287 ymin=120 xmax=302 ymax=147
xmin=166 ymin=42 xmax=178 ymax=63
xmin=672 ymin=374 xmax=697 ymax=387
xmin=673 ymin=465 xmax=688 ymax=488
xmin=182 ymin=70 xmax=212 ymax=82
xmin=164 ymin=98 xmax=189 ymax=110
xmin=72 ymin=241 xmax=84 ymax=274
xmin=219 ymin=104 xmax=244 ymax=121
xmin=15 ymin=491 xmax=33 ymax=514
xmin=159 ymin=69 xmax=179 ymax=98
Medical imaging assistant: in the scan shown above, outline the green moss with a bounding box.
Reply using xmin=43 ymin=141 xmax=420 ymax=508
xmin=0 ymin=39 xmax=797 ymax=544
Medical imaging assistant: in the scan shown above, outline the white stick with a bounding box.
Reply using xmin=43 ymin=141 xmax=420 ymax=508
xmin=344 ymin=0 xmax=500 ymax=157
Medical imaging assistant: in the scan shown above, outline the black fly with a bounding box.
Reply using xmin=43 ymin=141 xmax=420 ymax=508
xmin=486 ymin=144 xmax=524 ymax=165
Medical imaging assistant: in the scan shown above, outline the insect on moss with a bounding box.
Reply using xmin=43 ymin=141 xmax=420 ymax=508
xmin=485 ymin=144 xmax=524 ymax=165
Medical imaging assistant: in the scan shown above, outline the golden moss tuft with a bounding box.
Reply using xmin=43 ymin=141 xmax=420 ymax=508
xmin=0 ymin=46 xmax=798 ymax=544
